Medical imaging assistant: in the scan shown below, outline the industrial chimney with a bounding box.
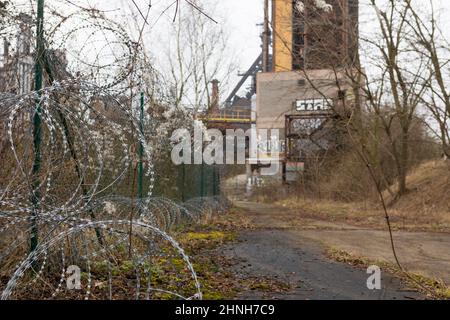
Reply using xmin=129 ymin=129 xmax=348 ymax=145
xmin=210 ymin=79 xmax=220 ymax=114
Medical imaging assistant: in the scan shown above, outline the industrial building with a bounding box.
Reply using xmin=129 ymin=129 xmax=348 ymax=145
xmin=215 ymin=0 xmax=360 ymax=183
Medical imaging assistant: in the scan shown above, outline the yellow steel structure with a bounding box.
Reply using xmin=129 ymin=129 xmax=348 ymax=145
xmin=205 ymin=117 xmax=253 ymax=124
xmin=198 ymin=111 xmax=253 ymax=124
xmin=272 ymin=0 xmax=293 ymax=72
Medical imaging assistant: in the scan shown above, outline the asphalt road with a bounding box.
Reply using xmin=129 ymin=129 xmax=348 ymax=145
xmin=223 ymin=202 xmax=424 ymax=300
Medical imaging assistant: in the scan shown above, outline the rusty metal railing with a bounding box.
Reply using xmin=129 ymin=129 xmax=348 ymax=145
xmin=199 ymin=110 xmax=253 ymax=123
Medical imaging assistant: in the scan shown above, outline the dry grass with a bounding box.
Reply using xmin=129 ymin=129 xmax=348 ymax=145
xmin=272 ymin=160 xmax=450 ymax=232
xmin=328 ymin=248 xmax=450 ymax=300
xmin=386 ymin=160 xmax=450 ymax=220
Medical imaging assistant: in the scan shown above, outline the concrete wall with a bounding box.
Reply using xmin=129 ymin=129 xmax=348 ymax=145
xmin=256 ymin=69 xmax=349 ymax=132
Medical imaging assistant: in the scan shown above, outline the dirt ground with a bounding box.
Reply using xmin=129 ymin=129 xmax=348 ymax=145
xmin=222 ymin=201 xmax=450 ymax=299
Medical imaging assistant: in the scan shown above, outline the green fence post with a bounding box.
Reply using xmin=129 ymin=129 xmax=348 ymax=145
xmin=30 ymin=0 xmax=45 ymax=254
xmin=181 ymin=164 xmax=186 ymax=202
xmin=200 ymin=163 xmax=205 ymax=198
xmin=214 ymin=165 xmax=220 ymax=196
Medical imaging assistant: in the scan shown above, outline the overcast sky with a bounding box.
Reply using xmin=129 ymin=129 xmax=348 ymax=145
xmin=43 ymin=0 xmax=265 ymax=95
xmin=206 ymin=0 xmax=264 ymax=72
xmin=9 ymin=0 xmax=450 ymax=72
xmin=121 ymin=0 xmax=265 ymax=74
xmin=7 ymin=0 xmax=450 ymax=97
xmin=119 ymin=0 xmax=450 ymax=91
xmin=133 ymin=0 xmax=265 ymax=82
xmin=129 ymin=0 xmax=450 ymax=71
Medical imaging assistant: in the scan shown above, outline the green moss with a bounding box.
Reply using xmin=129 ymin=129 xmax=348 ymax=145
xmin=171 ymin=258 xmax=185 ymax=270
xmin=250 ymin=282 xmax=271 ymax=291
xmin=153 ymin=292 xmax=176 ymax=300
xmin=80 ymin=272 xmax=89 ymax=282
xmin=91 ymin=261 xmax=105 ymax=273
xmin=202 ymin=291 xmax=225 ymax=300
xmin=185 ymin=231 xmax=233 ymax=241
xmin=120 ymin=260 xmax=134 ymax=273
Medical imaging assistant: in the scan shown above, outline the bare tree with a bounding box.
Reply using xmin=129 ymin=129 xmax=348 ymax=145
xmin=163 ymin=2 xmax=237 ymax=113
xmin=404 ymin=0 xmax=450 ymax=159
xmin=291 ymin=0 xmax=431 ymax=198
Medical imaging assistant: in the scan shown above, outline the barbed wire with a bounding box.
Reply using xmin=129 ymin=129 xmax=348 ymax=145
xmin=0 ymin=0 xmax=225 ymax=300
